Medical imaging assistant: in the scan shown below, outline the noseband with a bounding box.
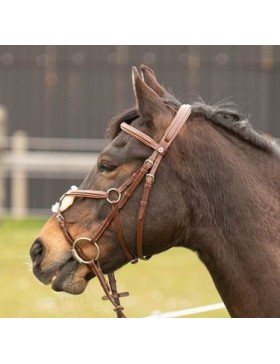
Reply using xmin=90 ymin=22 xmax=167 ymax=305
xmin=54 ymin=104 xmax=192 ymax=317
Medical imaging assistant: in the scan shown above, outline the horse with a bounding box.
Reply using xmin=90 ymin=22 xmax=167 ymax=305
xmin=30 ymin=65 xmax=280 ymax=318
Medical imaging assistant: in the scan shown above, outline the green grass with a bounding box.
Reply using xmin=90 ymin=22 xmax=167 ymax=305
xmin=0 ymin=218 xmax=229 ymax=318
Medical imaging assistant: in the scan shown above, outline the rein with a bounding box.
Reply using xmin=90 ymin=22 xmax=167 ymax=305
xmin=54 ymin=104 xmax=192 ymax=317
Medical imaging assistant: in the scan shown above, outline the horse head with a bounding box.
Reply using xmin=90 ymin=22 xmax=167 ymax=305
xmin=29 ymin=66 xmax=192 ymax=295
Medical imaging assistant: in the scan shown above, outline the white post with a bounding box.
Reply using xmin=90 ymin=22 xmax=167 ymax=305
xmin=0 ymin=105 xmax=7 ymax=218
xmin=11 ymin=130 xmax=28 ymax=218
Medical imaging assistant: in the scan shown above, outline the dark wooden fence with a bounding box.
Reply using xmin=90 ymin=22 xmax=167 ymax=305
xmin=1 ymin=45 xmax=280 ymax=214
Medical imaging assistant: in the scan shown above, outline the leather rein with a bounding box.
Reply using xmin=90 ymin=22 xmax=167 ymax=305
xmin=54 ymin=104 xmax=192 ymax=318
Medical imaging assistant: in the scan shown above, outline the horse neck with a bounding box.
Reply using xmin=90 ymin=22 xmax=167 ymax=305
xmin=183 ymin=118 xmax=280 ymax=317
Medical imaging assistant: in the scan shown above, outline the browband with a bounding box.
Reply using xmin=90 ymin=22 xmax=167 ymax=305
xmin=120 ymin=104 xmax=192 ymax=153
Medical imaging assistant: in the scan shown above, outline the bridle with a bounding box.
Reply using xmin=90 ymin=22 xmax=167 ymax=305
xmin=54 ymin=104 xmax=192 ymax=318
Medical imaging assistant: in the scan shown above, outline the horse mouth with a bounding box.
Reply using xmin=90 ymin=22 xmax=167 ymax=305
xmin=51 ymin=258 xmax=95 ymax=295
xmin=33 ymin=254 xmax=95 ymax=295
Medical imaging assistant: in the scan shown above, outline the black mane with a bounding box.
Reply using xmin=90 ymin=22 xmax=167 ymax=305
xmin=191 ymin=100 xmax=279 ymax=156
xmin=106 ymin=95 xmax=279 ymax=156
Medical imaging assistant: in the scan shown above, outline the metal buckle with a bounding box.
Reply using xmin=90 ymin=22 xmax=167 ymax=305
xmin=146 ymin=173 xmax=154 ymax=182
xmin=106 ymin=188 xmax=122 ymax=204
xmin=71 ymin=237 xmax=100 ymax=264
xmin=55 ymin=213 xmax=64 ymax=222
xmin=144 ymin=159 xmax=154 ymax=168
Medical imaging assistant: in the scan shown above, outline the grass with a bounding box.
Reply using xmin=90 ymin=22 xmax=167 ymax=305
xmin=0 ymin=218 xmax=229 ymax=318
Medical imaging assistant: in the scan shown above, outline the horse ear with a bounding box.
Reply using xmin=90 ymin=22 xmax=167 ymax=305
xmin=140 ymin=64 xmax=167 ymax=97
xmin=132 ymin=66 xmax=171 ymax=127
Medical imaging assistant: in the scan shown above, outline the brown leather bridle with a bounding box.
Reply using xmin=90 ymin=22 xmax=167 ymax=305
xmin=54 ymin=104 xmax=192 ymax=318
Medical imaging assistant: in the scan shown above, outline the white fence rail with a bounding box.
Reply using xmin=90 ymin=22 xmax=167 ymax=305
xmin=147 ymin=302 xmax=226 ymax=318
xmin=3 ymin=141 xmax=100 ymax=217
xmin=0 ymin=111 xmax=107 ymax=217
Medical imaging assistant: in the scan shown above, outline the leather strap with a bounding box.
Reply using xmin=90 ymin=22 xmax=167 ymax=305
xmin=121 ymin=104 xmax=191 ymax=154
xmin=65 ymin=190 xmax=108 ymax=199
xmin=164 ymin=104 xmax=192 ymax=143
xmin=57 ymin=212 xmax=127 ymax=318
xmin=132 ymin=104 xmax=192 ymax=259
xmin=137 ymin=174 xmax=154 ymax=259
xmin=121 ymin=123 xmax=166 ymax=154
xmin=114 ymin=209 xmax=135 ymax=261
xmin=88 ymin=260 xmax=126 ymax=318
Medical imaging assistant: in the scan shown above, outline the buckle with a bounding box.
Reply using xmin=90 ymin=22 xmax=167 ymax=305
xmin=144 ymin=159 xmax=154 ymax=168
xmin=55 ymin=213 xmax=64 ymax=222
xmin=146 ymin=173 xmax=154 ymax=182
xmin=113 ymin=305 xmax=124 ymax=312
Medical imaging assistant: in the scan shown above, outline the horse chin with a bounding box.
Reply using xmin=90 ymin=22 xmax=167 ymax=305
xmin=50 ymin=259 xmax=89 ymax=295
xmin=52 ymin=275 xmax=88 ymax=295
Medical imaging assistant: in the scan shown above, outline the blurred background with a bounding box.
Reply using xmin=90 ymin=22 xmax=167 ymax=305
xmin=1 ymin=45 xmax=280 ymax=317
xmin=1 ymin=45 xmax=280 ymax=216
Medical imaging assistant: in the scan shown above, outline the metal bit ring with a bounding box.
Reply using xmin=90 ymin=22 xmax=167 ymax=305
xmin=71 ymin=237 xmax=100 ymax=264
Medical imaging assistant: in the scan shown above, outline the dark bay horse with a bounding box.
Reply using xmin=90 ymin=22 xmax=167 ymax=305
xmin=30 ymin=65 xmax=280 ymax=317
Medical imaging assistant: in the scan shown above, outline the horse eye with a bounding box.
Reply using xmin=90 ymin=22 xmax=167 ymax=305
xmin=99 ymin=161 xmax=116 ymax=173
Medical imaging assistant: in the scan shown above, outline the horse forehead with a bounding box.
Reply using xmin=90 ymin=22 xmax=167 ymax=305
xmin=106 ymin=133 xmax=145 ymax=157
xmin=103 ymin=133 xmax=128 ymax=153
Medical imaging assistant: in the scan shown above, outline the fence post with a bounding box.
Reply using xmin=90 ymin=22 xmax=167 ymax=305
xmin=0 ymin=105 xmax=7 ymax=219
xmin=11 ymin=130 xmax=28 ymax=218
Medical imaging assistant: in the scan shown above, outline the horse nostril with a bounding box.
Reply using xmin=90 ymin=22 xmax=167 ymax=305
xmin=30 ymin=238 xmax=46 ymax=265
